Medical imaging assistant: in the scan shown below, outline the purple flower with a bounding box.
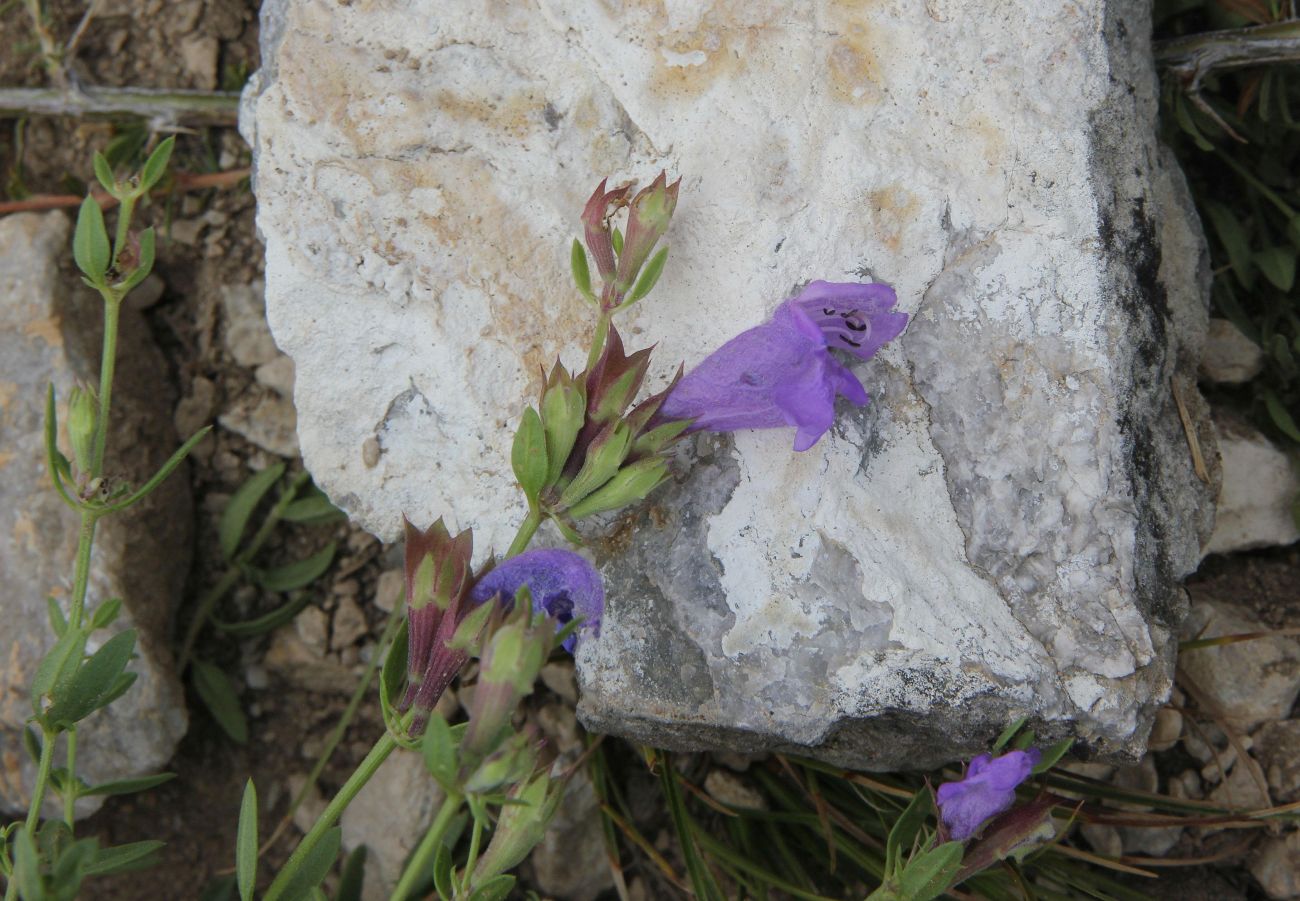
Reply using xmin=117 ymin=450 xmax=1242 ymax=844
xmin=659 ymin=281 xmax=908 ymax=451
xmin=936 ymin=748 xmax=1042 ymax=842
xmin=469 ymin=549 xmax=604 ymax=652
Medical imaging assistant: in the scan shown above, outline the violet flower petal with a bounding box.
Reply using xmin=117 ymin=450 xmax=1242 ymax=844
xmin=936 ymin=748 xmax=1042 ymax=841
xmin=468 ymin=549 xmax=604 ymax=652
xmin=792 ymin=280 xmax=909 ymax=361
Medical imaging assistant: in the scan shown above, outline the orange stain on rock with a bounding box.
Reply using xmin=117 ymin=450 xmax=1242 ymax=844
xmin=866 ymin=185 xmax=919 ymax=252
xmin=23 ymin=316 xmax=63 ymax=350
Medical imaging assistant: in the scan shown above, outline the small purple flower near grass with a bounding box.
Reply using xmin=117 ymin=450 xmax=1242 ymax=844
xmin=469 ymin=549 xmax=604 ymax=652
xmin=936 ymin=748 xmax=1042 ymax=842
xmin=660 ymin=280 xmax=908 ymax=451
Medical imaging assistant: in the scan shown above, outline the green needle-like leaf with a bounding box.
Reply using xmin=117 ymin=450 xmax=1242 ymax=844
xmin=250 ymin=542 xmax=337 ymax=592
xmin=237 ymin=779 xmax=258 ymax=901
xmin=219 ymin=462 xmax=286 ymax=560
xmin=191 ymin=660 xmax=249 ymax=744
xmin=137 ymin=136 xmax=176 ymax=195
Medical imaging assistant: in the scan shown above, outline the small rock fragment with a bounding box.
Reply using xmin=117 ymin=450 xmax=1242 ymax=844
xmin=535 ymin=702 xmax=583 ymax=758
xmin=1255 ymin=721 xmax=1300 ymax=803
xmin=219 ymin=391 xmax=300 ymax=456
xmin=528 ymin=773 xmax=613 ymax=901
xmin=1200 ymin=319 xmax=1265 ymax=385
xmin=220 ymin=281 xmax=279 ymax=367
xmin=703 ymin=769 xmax=767 ymax=810
xmin=374 ymin=569 xmax=403 ymax=613
xmin=295 ymin=605 xmax=330 ymax=655
xmin=539 ymin=661 xmax=578 ymax=705
xmin=1205 ymin=414 xmax=1300 ymax=555
xmin=331 ymin=595 xmax=369 ymax=649
xmin=180 ymin=35 xmax=220 ymax=89
xmin=1147 ymin=707 xmax=1182 ymax=752
xmin=255 ymin=354 xmax=296 ymax=398
xmin=1252 ymin=831 xmax=1300 ymax=900
xmin=1179 ymin=598 xmax=1300 ymax=732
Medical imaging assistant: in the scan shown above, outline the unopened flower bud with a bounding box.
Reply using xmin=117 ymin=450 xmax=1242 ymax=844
xmin=557 ymin=420 xmax=633 ymax=511
xmin=540 ymin=362 xmax=586 ymax=489
xmin=470 ymin=771 xmax=564 ymax=884
xmin=67 ymin=384 xmax=98 ymax=475
xmin=580 ymin=178 xmax=632 ymax=286
xmin=461 ymin=598 xmax=551 ymax=758
xmin=566 ymin=456 xmax=670 ymax=519
xmin=614 ymin=171 xmax=680 ymax=293
xmin=463 ymin=730 xmax=539 ymax=794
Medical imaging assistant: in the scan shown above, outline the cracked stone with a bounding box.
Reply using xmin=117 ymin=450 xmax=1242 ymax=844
xmin=1204 ymin=413 xmax=1300 ymax=556
xmin=243 ymin=0 xmax=1216 ymax=767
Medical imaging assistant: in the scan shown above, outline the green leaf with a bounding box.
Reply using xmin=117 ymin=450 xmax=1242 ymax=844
xmin=991 ymin=716 xmax=1028 ymax=752
xmin=44 ymin=385 xmax=78 ymax=512
xmin=24 ymin=726 xmax=42 ymax=763
xmin=31 ymin=625 xmax=85 ymax=715
xmin=433 ymin=840 xmax=454 ymax=900
xmin=422 ymin=713 xmax=459 ymax=794
xmin=73 ymin=195 xmax=111 ymax=283
xmin=336 ymin=846 xmax=367 ymax=901
xmin=82 ymin=773 xmax=175 ymax=797
xmin=103 ymin=425 xmax=213 ymax=514
xmin=280 ymin=493 xmax=345 ymax=524
xmin=237 ymin=779 xmax=258 ymax=901
xmin=1203 ymin=201 xmax=1256 ymax=290
xmin=1275 ymin=334 xmax=1297 ymax=375
xmin=45 ymin=629 xmax=136 ymax=727
xmin=627 ymin=245 xmax=669 ymax=305
xmin=46 ymin=597 xmax=67 ymax=637
xmin=92 ymin=152 xmax=116 ymax=195
xmin=1265 ymin=391 xmax=1300 ymax=443
xmin=379 ymin=619 xmax=409 ymax=725
xmin=511 ymin=407 xmax=549 ymax=507
xmin=570 ymin=238 xmax=595 ymax=303
xmin=251 ymin=542 xmax=337 ymax=592
xmin=1256 ymin=246 xmax=1297 ymax=292
xmin=897 ymin=841 xmax=963 ymax=901
xmin=220 ymin=463 xmax=287 ymax=559
xmin=886 ymin=790 xmax=933 ymax=878
xmin=13 ymin=826 xmax=45 ymax=901
xmin=191 ymin=660 xmax=249 ymax=744
xmin=90 ymin=598 xmax=123 ymax=631
xmin=83 ymin=841 xmax=165 ymax=877
xmin=120 ymin=226 xmax=156 ymax=291
xmin=1173 ymin=91 xmax=1215 ymax=151
xmin=51 ymin=836 xmax=98 ymax=896
xmin=97 ymin=671 xmax=138 ymax=709
xmin=1287 ymin=215 xmax=1300 ymax=251
xmin=277 ymin=826 xmax=340 ymax=901
xmin=1032 ymin=738 xmax=1073 ymax=774
xmin=212 ymin=591 xmax=316 ymax=637
xmin=611 ymin=226 xmax=623 ymax=257
xmin=137 ymin=136 xmax=175 ymax=195
xmin=469 ymin=875 xmax=516 ymax=901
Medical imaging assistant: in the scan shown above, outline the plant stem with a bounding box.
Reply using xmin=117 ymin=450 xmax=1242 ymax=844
xmin=0 ymin=85 xmax=241 ymax=125
xmin=67 ymin=512 xmax=97 ymax=629
xmin=459 ymin=811 xmax=485 ymax=895
xmin=586 ymin=311 xmax=611 ymax=371
xmin=63 ymin=728 xmax=77 ymax=828
xmin=391 ymin=793 xmax=465 ymax=901
xmin=505 ymin=509 xmax=542 ymax=559
xmin=263 ymin=732 xmax=400 ymax=901
xmin=89 ymin=291 xmax=121 ymax=478
xmin=111 ymin=197 xmax=134 ymax=269
xmin=24 ymin=731 xmax=55 ymax=834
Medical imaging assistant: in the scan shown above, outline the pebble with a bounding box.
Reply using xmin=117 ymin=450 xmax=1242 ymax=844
xmin=1200 ymin=318 xmax=1265 ymax=384
xmin=255 ymin=354 xmax=296 ymax=399
xmin=1204 ymin=414 xmax=1300 ymax=555
xmin=180 ymin=35 xmax=220 ymax=89
xmin=294 ymin=606 xmax=329 ymax=655
xmin=539 ymin=661 xmax=578 ymax=705
xmin=219 ymin=391 xmax=300 ymax=457
xmin=1251 ymin=831 xmax=1300 ymax=900
xmin=528 ymin=773 xmax=614 ymax=901
xmin=331 ymin=595 xmax=369 ymax=649
xmin=1256 ymin=721 xmax=1300 ymax=803
xmin=220 ymin=281 xmax=279 ymax=368
xmin=1147 ymin=707 xmax=1183 ymax=753
xmin=374 ymin=569 xmax=403 ymax=613
xmin=703 ymin=769 xmax=767 ymax=810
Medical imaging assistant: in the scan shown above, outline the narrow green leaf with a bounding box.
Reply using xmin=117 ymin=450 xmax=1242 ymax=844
xmin=212 ymin=591 xmax=315 ymax=637
xmin=44 ymin=385 xmax=78 ymax=512
xmin=45 ymin=629 xmax=135 ymax=726
xmin=1032 ymin=738 xmax=1073 ymax=774
xmin=337 ymin=846 xmax=367 ymax=901
xmin=627 ymin=245 xmax=669 ymax=304
xmin=1203 ymin=201 xmax=1256 ymax=289
xmin=277 ymin=826 xmax=341 ymax=901
xmin=30 ymin=628 xmax=88 ymax=715
xmin=137 ymin=135 xmax=175 ymax=194
xmin=659 ymin=753 xmax=726 ymax=901
xmin=219 ymin=462 xmax=287 ymax=560
xmin=73 ymin=195 xmax=111 ymax=282
xmin=1287 ymin=215 xmax=1300 ymax=251
xmin=1265 ymin=391 xmax=1300 ymax=442
xmin=511 ymin=407 xmax=549 ymax=506
xmin=13 ymin=826 xmax=45 ymax=901
xmin=237 ymin=779 xmax=258 ymax=901
xmin=571 ymin=238 xmax=595 ymax=303
xmin=46 ymin=597 xmax=68 ymax=637
xmin=1256 ymin=245 xmax=1297 ymax=291
xmin=611 ymin=226 xmax=623 ymax=257
xmin=433 ymin=840 xmax=454 ymax=900
xmin=83 ymin=840 xmax=166 ymax=877
xmin=90 ymin=598 xmax=123 ymax=631
xmin=897 ymin=840 xmax=964 ymax=901
xmin=104 ymin=425 xmax=213 ymax=514
xmin=120 ymin=226 xmax=156 ymax=291
xmin=98 ymin=671 xmax=138 ymax=709
xmin=379 ymin=619 xmax=409 ymax=724
xmin=992 ymin=716 xmax=1028 ymax=752
xmin=51 ymin=836 xmax=98 ymax=894
xmin=421 ymin=713 xmax=459 ymax=794
xmin=192 ymin=660 xmax=249 ymax=744
xmin=280 ymin=494 xmax=344 ymax=524
xmin=886 ymin=790 xmax=933 ymax=878
xmin=92 ymin=152 xmax=116 ymax=194
xmin=1275 ymin=335 xmax=1297 ymax=375
xmin=23 ymin=727 xmax=42 ymax=764
xmin=251 ymin=542 xmax=337 ymax=592
xmin=469 ymin=874 xmax=516 ymax=901
xmin=82 ymin=773 xmax=175 ymax=797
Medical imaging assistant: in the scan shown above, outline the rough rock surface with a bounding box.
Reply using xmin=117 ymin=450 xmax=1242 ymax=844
xmin=1205 ymin=414 xmax=1300 ymax=556
xmin=244 ymin=1 xmax=1216 ymax=767
xmin=1200 ymin=318 xmax=1264 ymax=385
xmin=0 ymin=212 xmax=190 ymax=815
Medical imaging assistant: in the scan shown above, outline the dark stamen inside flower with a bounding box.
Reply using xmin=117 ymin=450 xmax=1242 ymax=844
xmin=844 ymin=316 xmax=867 ymax=332
xmin=545 ymin=593 xmax=575 ymax=625
xmin=823 ymin=307 xmax=837 ymax=316
xmin=841 ymin=335 xmax=863 ymax=347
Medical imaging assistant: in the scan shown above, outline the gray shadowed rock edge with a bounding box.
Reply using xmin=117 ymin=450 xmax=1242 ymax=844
xmin=243 ymin=0 xmax=1217 ymax=769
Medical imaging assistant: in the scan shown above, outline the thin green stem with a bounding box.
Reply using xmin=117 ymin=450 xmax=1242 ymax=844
xmin=586 ymin=310 xmax=611 ymax=371
xmin=505 ymin=508 xmax=542 ymax=559
xmin=111 ymin=195 xmax=135 ymax=267
xmin=391 ymin=792 xmax=464 ymax=901
xmin=24 ymin=730 xmax=55 ymax=834
xmin=67 ymin=511 xmax=97 ymax=629
xmin=264 ymin=732 xmax=400 ymax=901
xmin=63 ymin=728 xmax=77 ymax=828
xmin=459 ymin=811 xmax=485 ymax=895
xmin=1215 ymin=148 xmax=1298 ymax=218
xmin=89 ymin=292 xmax=121 ymax=477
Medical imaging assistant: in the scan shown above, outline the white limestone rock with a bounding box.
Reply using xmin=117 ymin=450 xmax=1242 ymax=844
xmin=1205 ymin=414 xmax=1300 ymax=556
xmin=243 ymin=0 xmax=1216 ymax=767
